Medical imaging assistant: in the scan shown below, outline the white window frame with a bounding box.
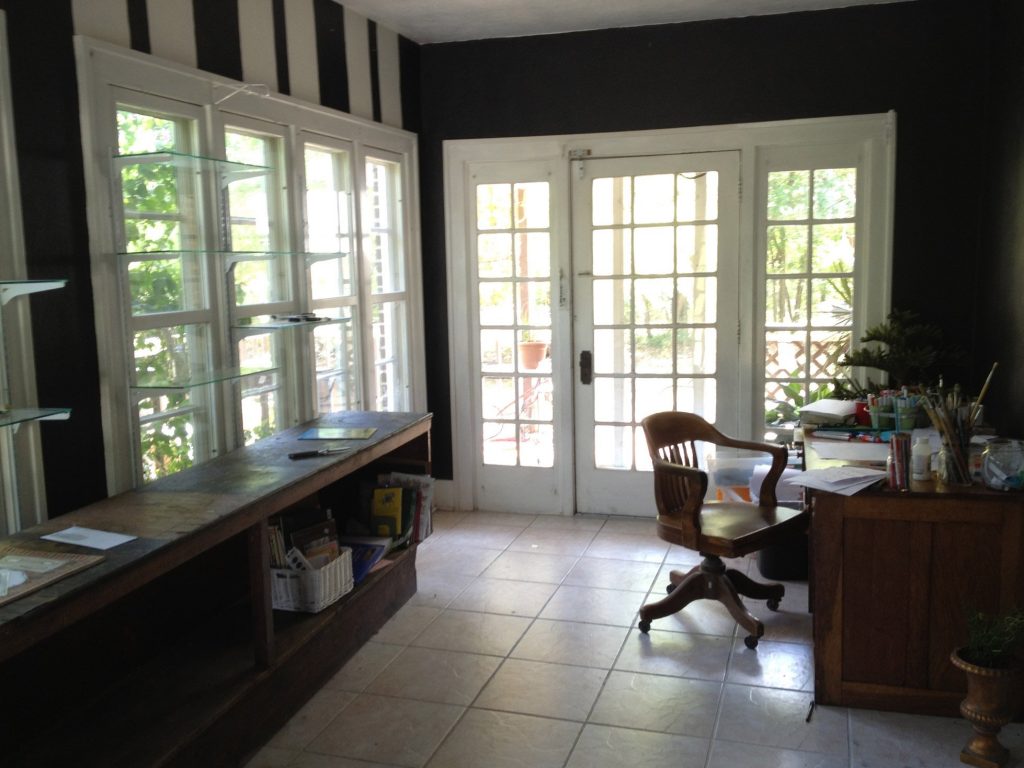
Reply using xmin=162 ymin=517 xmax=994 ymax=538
xmin=75 ymin=36 xmax=425 ymax=494
xmin=445 ymin=114 xmax=894 ymax=511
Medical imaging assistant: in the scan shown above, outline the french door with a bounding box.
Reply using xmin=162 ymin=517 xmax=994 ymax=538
xmin=571 ymin=152 xmax=740 ymax=515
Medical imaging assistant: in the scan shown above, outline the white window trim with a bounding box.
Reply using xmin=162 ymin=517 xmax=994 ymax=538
xmin=75 ymin=36 xmax=425 ymax=494
xmin=444 ymin=114 xmax=895 ymax=512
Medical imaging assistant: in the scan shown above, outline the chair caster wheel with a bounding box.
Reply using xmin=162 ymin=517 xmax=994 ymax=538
xmin=665 ymin=583 xmax=674 ymax=594
xmin=744 ymin=635 xmax=758 ymax=649
xmin=767 ymin=597 xmax=780 ymax=611
xmin=638 ymin=619 xmax=651 ymax=634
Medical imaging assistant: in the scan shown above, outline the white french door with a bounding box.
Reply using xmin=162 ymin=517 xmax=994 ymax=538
xmin=571 ymin=152 xmax=740 ymax=515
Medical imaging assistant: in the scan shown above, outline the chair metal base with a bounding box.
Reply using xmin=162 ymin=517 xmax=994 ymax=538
xmin=637 ymin=554 xmax=784 ymax=648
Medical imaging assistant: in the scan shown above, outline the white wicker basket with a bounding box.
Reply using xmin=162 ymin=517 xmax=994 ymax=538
xmin=271 ymin=546 xmax=353 ymax=613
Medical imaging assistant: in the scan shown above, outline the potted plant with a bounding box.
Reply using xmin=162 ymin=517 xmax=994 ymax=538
xmin=949 ymin=609 xmax=1024 ymax=767
xmin=839 ymin=309 xmax=950 ymax=390
xmin=517 ymin=333 xmax=549 ymax=370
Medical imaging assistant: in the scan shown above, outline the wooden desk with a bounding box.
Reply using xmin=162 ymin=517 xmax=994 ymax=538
xmin=811 ymin=481 xmax=1024 ymax=717
xmin=0 ymin=410 xmax=431 ymax=767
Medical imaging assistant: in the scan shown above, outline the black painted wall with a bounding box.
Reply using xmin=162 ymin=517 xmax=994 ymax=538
xmin=978 ymin=0 xmax=1024 ymax=437
xmin=418 ymin=0 xmax=996 ymax=479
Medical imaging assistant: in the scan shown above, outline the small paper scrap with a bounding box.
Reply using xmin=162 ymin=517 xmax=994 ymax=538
xmin=41 ymin=526 xmax=137 ymax=550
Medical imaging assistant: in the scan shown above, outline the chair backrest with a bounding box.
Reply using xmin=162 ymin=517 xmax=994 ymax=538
xmin=641 ymin=412 xmax=788 ymax=548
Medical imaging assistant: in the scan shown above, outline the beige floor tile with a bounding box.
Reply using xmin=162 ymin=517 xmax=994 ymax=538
xmin=716 ymin=684 xmax=847 ymax=755
xmin=707 ymin=739 xmax=848 ymax=768
xmin=290 ymin=753 xmax=405 ymax=767
xmin=415 ymin=542 xmax=504 ymax=577
xmin=430 ymin=510 xmax=467 ymax=530
xmin=725 ymin=638 xmax=815 ymax=691
xmin=448 ymin=576 xmax=557 ymax=617
xmin=640 ymin=589 xmax=741 ymax=638
xmin=507 ymin=528 xmax=598 ymax=555
xmin=664 ymin=544 xmax=704 ymax=567
xmin=411 ymin=608 xmax=531 ymax=656
xmin=244 ymin=744 xmax=299 ymax=767
xmin=528 ymin=514 xmax=608 ymax=531
xmin=268 ymin=688 xmax=356 ymax=749
xmin=308 ymin=693 xmax=463 ymax=767
xmin=584 ymin=532 xmax=670 ymax=563
xmin=323 ymin=641 xmax=404 ymax=692
xmin=409 ymin=571 xmax=476 ymax=609
xmin=588 ymin=670 xmax=722 ymax=738
xmin=455 ymin=511 xmax=536 ymax=528
xmin=538 ymin=584 xmax=648 ymax=626
xmin=474 ymin=658 xmax=608 ymax=720
xmin=615 ymin=628 xmax=733 ymax=681
xmin=425 ymin=709 xmax=581 ymax=768
xmin=600 ymin=517 xmax=658 ymax=536
xmin=563 ymin=556 xmax=660 ymax=592
xmin=850 ymin=708 xmax=1024 ymax=768
xmin=565 ymin=723 xmax=709 ymax=768
xmin=481 ymin=550 xmax=579 ymax=583
xmin=372 ymin=604 xmax=443 ymax=646
xmin=510 ymin=618 xmax=629 ymax=669
xmin=366 ymin=646 xmax=501 ymax=705
xmin=438 ymin=524 xmax=526 ymax=549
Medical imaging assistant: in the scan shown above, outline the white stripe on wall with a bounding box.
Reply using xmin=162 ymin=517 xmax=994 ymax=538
xmin=285 ymin=0 xmax=319 ymax=105
xmin=238 ymin=0 xmax=277 ymax=93
xmin=147 ymin=0 xmax=197 ymax=68
xmin=71 ymin=0 xmax=130 ymax=48
xmin=344 ymin=8 xmax=372 ymax=121
xmin=376 ymin=25 xmax=402 ymax=129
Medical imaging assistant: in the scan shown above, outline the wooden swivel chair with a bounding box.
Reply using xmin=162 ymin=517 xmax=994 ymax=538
xmin=638 ymin=411 xmax=809 ymax=648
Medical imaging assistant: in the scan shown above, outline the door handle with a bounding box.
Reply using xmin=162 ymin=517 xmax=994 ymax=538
xmin=579 ymin=350 xmax=592 ymax=385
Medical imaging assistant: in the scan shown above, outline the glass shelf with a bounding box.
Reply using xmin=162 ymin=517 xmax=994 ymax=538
xmin=304 ymin=251 xmax=352 ymax=263
xmin=117 ymin=250 xmax=293 ymax=272
xmin=133 ymin=366 xmax=279 ymax=391
xmin=112 ymin=151 xmax=270 ymax=184
xmin=232 ymin=317 xmax=351 ymax=335
xmin=0 ymin=407 xmax=71 ymax=429
xmin=0 ymin=279 xmax=68 ymax=305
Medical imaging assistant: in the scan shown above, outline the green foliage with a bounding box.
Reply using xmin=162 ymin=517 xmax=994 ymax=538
xmin=962 ymin=609 xmax=1024 ymax=668
xmin=839 ymin=309 xmax=948 ymax=389
xmin=765 ymin=375 xmax=834 ymax=425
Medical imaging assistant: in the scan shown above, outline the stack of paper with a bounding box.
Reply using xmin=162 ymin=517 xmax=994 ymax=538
xmin=784 ymin=466 xmax=888 ymax=496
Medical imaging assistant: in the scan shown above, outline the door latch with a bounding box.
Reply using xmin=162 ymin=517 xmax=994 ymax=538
xmin=579 ymin=350 xmax=593 ymax=385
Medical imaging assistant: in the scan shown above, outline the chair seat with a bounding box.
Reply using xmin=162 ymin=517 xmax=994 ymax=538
xmin=657 ymin=501 xmax=808 ymax=559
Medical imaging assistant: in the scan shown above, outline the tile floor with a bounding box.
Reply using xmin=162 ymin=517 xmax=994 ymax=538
xmin=246 ymin=510 xmax=1024 ymax=768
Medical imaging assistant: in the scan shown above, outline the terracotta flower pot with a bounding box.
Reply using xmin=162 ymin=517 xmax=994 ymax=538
xmin=517 ymin=341 xmax=548 ymax=370
xmin=950 ymin=648 xmax=1022 ymax=767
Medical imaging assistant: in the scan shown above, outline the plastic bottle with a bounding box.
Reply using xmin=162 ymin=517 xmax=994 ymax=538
xmin=911 ymin=437 xmax=932 ymax=481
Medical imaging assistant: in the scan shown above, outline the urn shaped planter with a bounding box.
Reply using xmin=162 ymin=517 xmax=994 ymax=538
xmin=950 ymin=649 xmax=1021 ymax=768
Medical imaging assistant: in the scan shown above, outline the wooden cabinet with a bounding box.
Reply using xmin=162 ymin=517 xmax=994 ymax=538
xmin=811 ymin=483 xmax=1024 ymax=716
xmin=0 ymin=410 xmax=430 ymax=767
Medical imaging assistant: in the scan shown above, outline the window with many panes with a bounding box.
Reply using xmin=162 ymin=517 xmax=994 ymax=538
xmin=78 ymin=43 xmax=423 ymax=492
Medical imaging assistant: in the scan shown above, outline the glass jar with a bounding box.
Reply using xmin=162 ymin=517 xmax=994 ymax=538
xmin=981 ymin=439 xmax=1024 ymax=491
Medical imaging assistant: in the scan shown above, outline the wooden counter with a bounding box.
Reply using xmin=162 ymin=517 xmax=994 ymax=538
xmin=0 ymin=410 xmax=431 ymax=767
xmin=811 ymin=480 xmax=1024 ymax=717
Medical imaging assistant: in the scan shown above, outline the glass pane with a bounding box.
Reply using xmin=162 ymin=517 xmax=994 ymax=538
xmin=238 ymin=331 xmax=274 ymax=372
xmin=633 ymin=174 xmax=675 ymax=224
xmin=813 ymin=168 xmax=856 ymax=219
xmin=676 ymin=277 xmax=716 ymax=324
xmin=767 ymin=170 xmax=809 ymax=220
xmin=592 ymin=177 xmax=631 ymax=226
xmin=635 ymin=426 xmax=654 ymax=471
xmin=371 ymin=300 xmax=407 ymax=411
xmin=483 ymin=421 xmax=517 ymax=466
xmin=314 ymin=312 xmax=358 ymax=413
xmin=635 ymin=329 xmax=673 ymax=374
xmin=594 ymin=377 xmax=632 ymax=423
xmin=128 ymin=255 xmax=203 ymax=315
xmin=519 ymin=424 xmax=553 ymax=468
xmin=516 ymin=280 xmax=551 ymax=328
xmin=310 ymin=254 xmax=354 ymax=300
xmin=677 ymin=172 xmax=718 ymax=221
xmin=478 ymin=233 xmax=513 ymax=278
xmin=677 ymin=225 xmax=717 ymax=273
xmin=592 ymin=229 xmax=632 ymax=275
xmin=677 ymin=378 xmax=716 ymax=422
xmin=593 ymin=329 xmax=632 ymax=374
xmin=766 ymin=225 xmax=808 ymax=274
xmin=764 ymin=330 xmax=806 ymax=379
xmin=595 ymin=424 xmax=633 ymax=470
xmin=482 ymin=376 xmax=515 ymax=419
xmin=632 ymin=226 xmax=674 ymax=275
xmin=477 ymin=183 xmax=511 ymax=230
xmin=811 ymin=223 xmax=855 ymax=273
xmin=809 ymin=330 xmax=851 ymax=379
xmin=305 ymin=146 xmax=352 ymax=255
xmin=367 ymin=158 xmax=404 ymax=294
xmin=593 ymin=279 xmax=631 ymax=325
xmin=765 ymin=278 xmax=807 ymax=325
xmin=517 ymin=330 xmax=550 ymax=372
xmin=811 ymin=277 xmax=854 ymax=324
xmin=520 ymin=376 xmax=552 ymax=421
xmin=765 ymin=380 xmax=804 ymax=426
xmin=241 ymin=382 xmax=278 ymax=445
xmin=234 ymin=258 xmax=284 ymax=305
xmin=479 ymin=282 xmax=514 ymax=325
xmin=481 ymin=329 xmax=515 ymax=372
xmin=634 ymin=278 xmax=673 ymax=324
xmin=634 ymin=377 xmax=674 ymax=421
xmin=515 ymin=233 xmax=550 ymax=278
xmin=676 ymin=328 xmax=716 ymax=374
xmin=133 ymin=324 xmax=210 ymax=386
xmin=140 ymin=410 xmax=195 ymax=481
xmin=513 ymin=182 xmax=549 ymax=228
